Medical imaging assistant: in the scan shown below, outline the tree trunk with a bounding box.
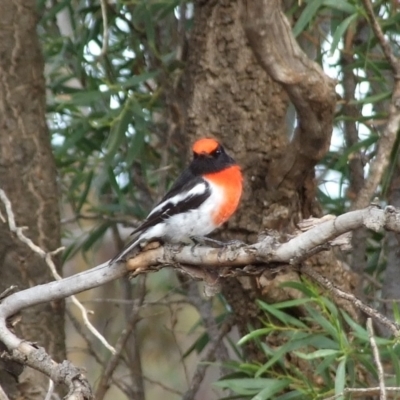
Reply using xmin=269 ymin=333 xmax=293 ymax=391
xmin=0 ymin=1 xmax=65 ymax=398
xmin=182 ymin=0 xmax=352 ymax=360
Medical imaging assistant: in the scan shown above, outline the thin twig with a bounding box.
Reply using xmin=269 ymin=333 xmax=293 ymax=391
xmin=367 ymin=318 xmax=387 ymax=400
xmin=143 ymin=375 xmax=183 ymax=396
xmin=0 ymin=383 xmax=10 ymax=400
xmin=165 ymin=301 xmax=190 ymax=386
xmin=301 ymin=265 xmax=400 ymax=336
xmin=324 ymin=386 xmax=400 ymax=400
xmin=186 ymin=281 xmax=230 ymax=375
xmin=182 ymin=319 xmax=233 ymax=400
xmin=351 ymin=0 xmax=400 ymax=209
xmin=0 ymin=188 xmax=116 ymax=355
xmin=94 ymin=285 xmax=146 ymax=400
xmin=361 ymin=0 xmax=400 ymax=77
xmin=70 ymin=295 xmax=116 ymax=354
xmin=3 ymin=205 xmax=400 ymax=394
xmin=67 ymin=312 xmax=131 ymax=398
xmin=120 ymin=276 xmax=146 ymax=400
xmin=98 ymin=0 xmax=109 ymax=57
xmin=44 ymin=379 xmax=55 ymax=400
xmin=66 ymin=309 xmax=104 ymax=366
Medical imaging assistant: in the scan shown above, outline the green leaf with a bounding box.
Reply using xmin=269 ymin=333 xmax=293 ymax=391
xmin=275 ymin=390 xmax=305 ymax=400
xmin=107 ymin=167 xmax=125 ymax=208
xmin=118 ymin=71 xmax=158 ymax=89
xmin=142 ymin=3 xmax=156 ymax=50
xmin=106 ymin=100 xmax=134 ymax=162
xmin=214 ymin=378 xmax=286 ymax=396
xmin=322 ymin=0 xmax=356 ymax=14
xmin=183 ymin=332 xmax=209 ymax=358
xmin=256 ymin=333 xmax=327 ymax=377
xmin=257 ymin=300 xmax=307 ymax=328
xmin=124 ymin=97 xmax=148 ymax=166
xmin=390 ymin=349 xmax=400 ymax=385
xmin=334 ymin=358 xmax=346 ymax=399
xmin=341 ymin=311 xmax=369 ymax=340
xmin=294 ymin=349 xmax=340 ymax=360
xmin=56 ymin=90 xmax=110 ymax=106
xmin=351 ymin=91 xmax=392 ymax=105
xmin=304 ymin=306 xmax=338 ymax=338
xmin=40 ymin=0 xmax=71 ymax=23
xmin=330 ymin=13 xmax=358 ymax=54
xmin=393 ymin=302 xmax=400 ymax=324
xmin=315 ymin=354 xmax=340 ymax=377
xmin=293 ymin=0 xmax=325 ymax=37
xmin=76 ymin=170 xmax=94 ymax=213
xmin=82 ymin=222 xmax=109 ymax=252
xmin=251 ymin=379 xmax=291 ymax=400
xmin=239 ymin=328 xmax=273 ymax=346
xmin=279 ymin=281 xmax=316 ymax=298
xmin=273 ymin=298 xmax=313 ymax=309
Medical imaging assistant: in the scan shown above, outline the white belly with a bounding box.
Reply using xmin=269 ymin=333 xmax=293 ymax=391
xmin=139 ymin=182 xmax=223 ymax=243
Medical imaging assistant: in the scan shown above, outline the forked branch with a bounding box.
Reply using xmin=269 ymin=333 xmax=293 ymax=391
xmin=2 ymin=204 xmax=400 ymax=395
xmin=241 ymin=0 xmax=336 ymax=187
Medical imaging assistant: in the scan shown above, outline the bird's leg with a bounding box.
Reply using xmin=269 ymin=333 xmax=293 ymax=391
xmin=191 ymin=236 xmax=246 ymax=249
xmin=191 ymin=236 xmax=225 ymax=248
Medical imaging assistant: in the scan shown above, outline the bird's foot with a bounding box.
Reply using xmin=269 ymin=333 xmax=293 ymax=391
xmin=191 ymin=236 xmax=226 ymax=248
xmin=223 ymin=239 xmax=246 ymax=248
xmin=191 ymin=236 xmax=246 ymax=250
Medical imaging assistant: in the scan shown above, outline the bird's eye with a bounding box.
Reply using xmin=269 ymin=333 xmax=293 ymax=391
xmin=214 ymin=147 xmax=222 ymax=156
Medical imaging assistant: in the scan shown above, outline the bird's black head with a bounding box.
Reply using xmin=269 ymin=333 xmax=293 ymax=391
xmin=190 ymin=138 xmax=236 ymax=175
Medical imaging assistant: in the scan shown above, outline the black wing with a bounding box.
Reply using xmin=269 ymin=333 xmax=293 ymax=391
xmin=131 ymin=169 xmax=210 ymax=236
xmin=109 ymin=169 xmax=211 ymax=264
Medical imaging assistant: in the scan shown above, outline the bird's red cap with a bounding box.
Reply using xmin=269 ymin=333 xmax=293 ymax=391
xmin=192 ymin=138 xmax=219 ymax=155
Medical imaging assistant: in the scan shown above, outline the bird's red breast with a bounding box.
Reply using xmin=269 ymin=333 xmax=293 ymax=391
xmin=204 ymin=165 xmax=243 ymax=226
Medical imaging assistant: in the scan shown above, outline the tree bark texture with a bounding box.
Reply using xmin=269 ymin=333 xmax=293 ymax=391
xmin=0 ymin=1 xmax=65 ymax=398
xmin=182 ymin=0 xmax=354 ymax=358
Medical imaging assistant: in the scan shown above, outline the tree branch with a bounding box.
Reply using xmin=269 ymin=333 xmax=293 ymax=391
xmin=2 ymin=205 xmax=400 ymax=392
xmin=182 ymin=320 xmax=233 ymax=400
xmin=241 ymin=0 xmax=336 ymax=187
xmin=361 ymin=0 xmax=400 ymax=78
xmin=351 ymin=0 xmax=400 ymax=209
xmin=367 ymin=318 xmax=386 ymax=400
xmin=94 ymin=283 xmax=145 ymax=400
xmin=301 ymin=265 xmax=400 ymax=337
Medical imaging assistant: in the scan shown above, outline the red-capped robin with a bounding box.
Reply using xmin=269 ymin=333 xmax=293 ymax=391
xmin=110 ymin=138 xmax=243 ymax=264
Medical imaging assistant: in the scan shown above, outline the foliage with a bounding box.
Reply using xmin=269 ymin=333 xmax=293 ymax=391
xmin=217 ymin=280 xmax=400 ymax=399
xmin=37 ymin=0 xmax=400 ymax=259
xmin=32 ymin=0 xmax=400 ymax=398
xmin=38 ymin=0 xmax=189 ymax=261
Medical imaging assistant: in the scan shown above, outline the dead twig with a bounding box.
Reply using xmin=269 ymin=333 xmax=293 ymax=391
xmin=324 ymin=386 xmax=400 ymax=400
xmin=182 ymin=319 xmax=233 ymax=400
xmin=351 ymin=0 xmax=400 ymax=210
xmin=301 ymin=265 xmax=400 ymax=337
xmin=94 ymin=284 xmax=146 ymax=400
xmin=367 ymin=318 xmax=387 ymax=400
xmin=0 ymin=383 xmax=10 ymax=400
xmin=0 ymin=188 xmax=116 ymax=355
xmin=361 ymin=0 xmax=400 ymax=77
xmin=2 ymin=204 xmax=400 ymax=391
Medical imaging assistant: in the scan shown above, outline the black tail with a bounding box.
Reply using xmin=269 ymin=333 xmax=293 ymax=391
xmin=109 ymin=236 xmax=141 ymax=265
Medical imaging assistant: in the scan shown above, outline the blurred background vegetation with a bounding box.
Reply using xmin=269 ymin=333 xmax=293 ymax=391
xmin=26 ymin=0 xmax=400 ymax=398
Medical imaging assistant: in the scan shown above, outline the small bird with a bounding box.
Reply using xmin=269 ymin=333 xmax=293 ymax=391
xmin=110 ymin=138 xmax=243 ymax=264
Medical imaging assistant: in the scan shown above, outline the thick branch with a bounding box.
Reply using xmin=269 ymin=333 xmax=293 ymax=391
xmin=241 ymin=0 xmax=336 ymax=187
xmin=1 ymin=205 xmax=400 ymax=391
xmin=125 ymin=206 xmax=400 ymax=272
